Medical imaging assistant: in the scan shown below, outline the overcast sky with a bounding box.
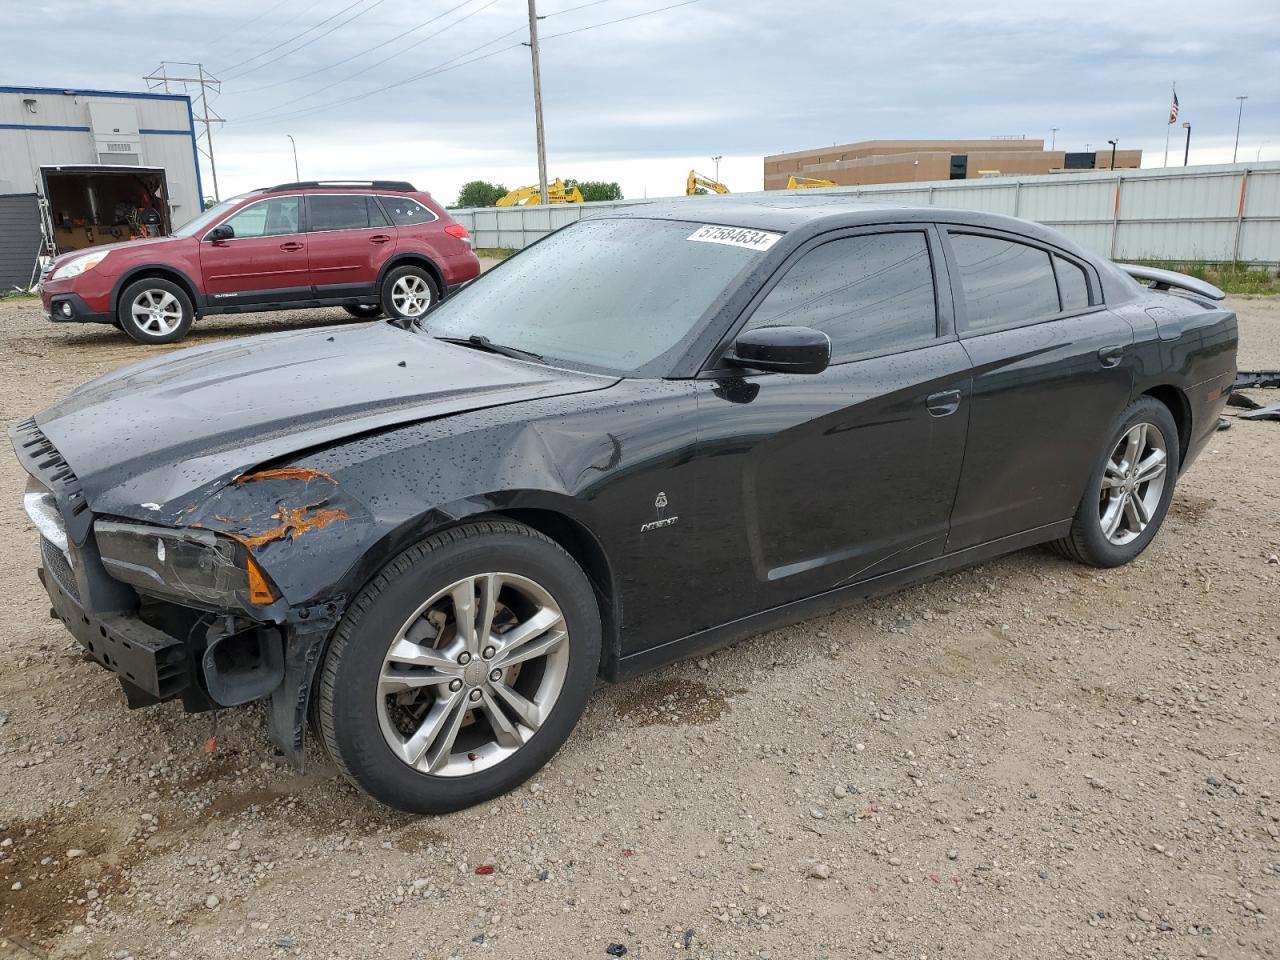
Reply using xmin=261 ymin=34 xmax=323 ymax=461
xmin=16 ymin=0 xmax=1280 ymax=206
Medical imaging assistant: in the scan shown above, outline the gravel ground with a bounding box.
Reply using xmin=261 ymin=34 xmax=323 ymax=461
xmin=1 ymin=294 xmax=1278 ymax=960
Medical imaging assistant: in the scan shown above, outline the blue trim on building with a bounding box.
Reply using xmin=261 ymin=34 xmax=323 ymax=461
xmin=0 ymin=84 xmax=191 ymax=103
xmin=139 ymin=128 xmax=195 ymax=136
xmin=185 ymin=98 xmax=205 ymax=207
xmin=0 ymin=122 xmax=91 ymax=132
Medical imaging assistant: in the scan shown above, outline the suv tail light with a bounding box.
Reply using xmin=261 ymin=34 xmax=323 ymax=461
xmin=444 ymin=224 xmax=469 ymax=240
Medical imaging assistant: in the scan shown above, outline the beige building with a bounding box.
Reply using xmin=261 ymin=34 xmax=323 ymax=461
xmin=764 ymin=138 xmax=1142 ymax=189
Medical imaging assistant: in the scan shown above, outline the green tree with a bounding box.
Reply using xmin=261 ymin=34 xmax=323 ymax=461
xmin=455 ymin=180 xmax=508 ymax=208
xmin=569 ymin=180 xmax=623 ymax=202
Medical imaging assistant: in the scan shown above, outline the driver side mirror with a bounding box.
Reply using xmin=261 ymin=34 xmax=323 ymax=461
xmin=727 ymin=326 xmax=831 ymax=375
xmin=206 ymin=223 xmax=234 ymax=242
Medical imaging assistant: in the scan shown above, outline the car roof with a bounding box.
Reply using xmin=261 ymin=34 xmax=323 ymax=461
xmin=592 ymin=195 xmax=1078 ymax=250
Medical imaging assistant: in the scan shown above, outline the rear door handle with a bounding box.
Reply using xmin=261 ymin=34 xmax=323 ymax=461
xmin=280 ymin=241 xmax=305 ymax=252
xmin=926 ymin=389 xmax=962 ymax=417
xmin=1098 ymin=344 xmax=1125 ymax=367
xmin=369 ymin=234 xmax=392 ymax=244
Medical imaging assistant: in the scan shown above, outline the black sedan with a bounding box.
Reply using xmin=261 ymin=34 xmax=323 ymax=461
xmin=11 ymin=198 xmax=1238 ymax=813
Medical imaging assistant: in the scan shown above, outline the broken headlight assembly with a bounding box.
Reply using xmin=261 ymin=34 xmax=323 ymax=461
xmin=94 ymin=520 xmax=279 ymax=614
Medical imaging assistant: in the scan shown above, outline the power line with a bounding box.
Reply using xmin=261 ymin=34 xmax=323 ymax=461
xmin=232 ymin=0 xmax=702 ymax=127
xmin=232 ymin=0 xmax=488 ymax=95
xmin=223 ymin=0 xmax=397 ymax=81
xmin=203 ymin=0 xmax=294 ymax=51
xmin=217 ymin=0 xmax=375 ymax=76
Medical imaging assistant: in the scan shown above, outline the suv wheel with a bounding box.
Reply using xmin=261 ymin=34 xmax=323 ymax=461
xmin=381 ymin=265 xmax=438 ymax=321
xmin=118 ymin=278 xmax=194 ymax=344
xmin=316 ymin=520 xmax=601 ymax=814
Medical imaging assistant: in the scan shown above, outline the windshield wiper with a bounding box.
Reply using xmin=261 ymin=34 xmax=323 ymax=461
xmin=438 ymin=334 xmax=545 ymax=364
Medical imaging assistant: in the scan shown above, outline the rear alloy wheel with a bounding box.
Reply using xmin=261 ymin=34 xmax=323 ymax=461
xmin=343 ymin=304 xmax=384 ymax=320
xmin=1051 ymin=396 xmax=1179 ymax=567
xmin=381 ymin=265 xmax=437 ymax=321
xmin=317 ymin=520 xmax=600 ymax=813
xmin=117 ymin=278 xmax=194 ymax=344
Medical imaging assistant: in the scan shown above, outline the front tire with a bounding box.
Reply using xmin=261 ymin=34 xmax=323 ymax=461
xmin=380 ymin=265 xmax=438 ymax=322
xmin=1052 ymin=396 xmax=1180 ymax=567
xmin=117 ymin=277 xmax=194 ymax=344
xmin=343 ymin=304 xmax=384 ymax=320
xmin=316 ymin=520 xmax=601 ymax=814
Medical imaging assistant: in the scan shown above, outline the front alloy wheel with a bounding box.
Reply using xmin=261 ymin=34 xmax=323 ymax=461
xmin=316 ymin=520 xmax=600 ymax=814
xmin=377 ymin=573 xmax=569 ymax=776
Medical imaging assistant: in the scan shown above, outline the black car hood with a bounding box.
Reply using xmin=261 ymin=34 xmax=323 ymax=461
xmin=31 ymin=322 xmax=615 ymax=520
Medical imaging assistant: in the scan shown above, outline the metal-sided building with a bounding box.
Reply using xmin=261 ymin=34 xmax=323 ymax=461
xmin=0 ymin=85 xmax=203 ymax=289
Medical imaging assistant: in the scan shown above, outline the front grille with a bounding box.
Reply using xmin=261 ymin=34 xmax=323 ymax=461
xmin=42 ymin=537 xmax=80 ymax=603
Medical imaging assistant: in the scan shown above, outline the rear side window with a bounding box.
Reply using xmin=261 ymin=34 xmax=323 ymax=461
xmin=950 ymin=232 xmax=1060 ymax=332
xmin=366 ymin=196 xmax=391 ymax=228
xmin=1054 ymin=255 xmax=1091 ymax=311
xmin=744 ymin=231 xmax=938 ymax=363
xmin=221 ymin=196 xmax=300 ymax=238
xmin=380 ymin=196 xmax=437 ymax=226
xmin=309 ymin=194 xmax=375 ymax=231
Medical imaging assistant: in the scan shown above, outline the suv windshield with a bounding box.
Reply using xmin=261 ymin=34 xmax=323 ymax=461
xmin=171 ymin=195 xmax=246 ymax=238
xmin=424 ymin=218 xmax=774 ymax=376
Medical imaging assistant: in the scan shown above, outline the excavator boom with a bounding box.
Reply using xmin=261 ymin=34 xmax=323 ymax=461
xmin=786 ymin=175 xmax=837 ymax=190
xmin=686 ymin=169 xmax=731 ymax=196
xmin=496 ymin=178 xmax=585 ymax=206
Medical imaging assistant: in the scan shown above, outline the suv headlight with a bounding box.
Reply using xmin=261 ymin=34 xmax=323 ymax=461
xmin=94 ymin=520 xmax=279 ymax=613
xmin=50 ymin=251 xmax=109 ymax=281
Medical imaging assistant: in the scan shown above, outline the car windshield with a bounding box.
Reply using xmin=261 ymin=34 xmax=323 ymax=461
xmin=424 ymin=218 xmax=776 ymax=376
xmin=171 ymin=195 xmax=245 ymax=238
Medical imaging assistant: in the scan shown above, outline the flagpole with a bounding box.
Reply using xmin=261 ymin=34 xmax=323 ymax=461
xmin=1164 ymin=81 xmax=1175 ymax=167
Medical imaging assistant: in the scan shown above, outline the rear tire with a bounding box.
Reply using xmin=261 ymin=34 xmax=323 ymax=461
xmin=316 ymin=520 xmax=600 ymax=814
xmin=380 ymin=265 xmax=438 ymax=322
xmin=117 ymin=278 xmax=194 ymax=344
xmin=343 ymin=304 xmax=384 ymax=320
xmin=1051 ymin=396 xmax=1180 ymax=567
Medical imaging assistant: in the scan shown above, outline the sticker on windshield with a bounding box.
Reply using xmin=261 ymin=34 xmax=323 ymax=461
xmin=687 ymin=225 xmax=782 ymax=251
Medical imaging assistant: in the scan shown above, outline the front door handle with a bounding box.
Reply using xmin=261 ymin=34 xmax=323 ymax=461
xmin=280 ymin=241 xmax=305 ymax=252
xmin=369 ymin=234 xmax=392 ymax=244
xmin=1098 ymin=344 xmax=1125 ymax=367
xmin=926 ymin=389 xmax=962 ymax=417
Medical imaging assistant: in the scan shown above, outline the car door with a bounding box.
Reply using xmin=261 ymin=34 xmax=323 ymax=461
xmin=198 ymin=195 xmax=308 ymax=305
xmin=941 ymin=228 xmax=1136 ymax=550
xmin=692 ymin=226 xmax=972 ymax=621
xmin=305 ymin=194 xmax=395 ymax=299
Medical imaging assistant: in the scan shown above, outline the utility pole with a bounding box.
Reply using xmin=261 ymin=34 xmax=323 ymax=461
xmin=1233 ymin=95 xmax=1248 ymax=163
xmin=286 ymin=135 xmax=300 ymax=181
xmin=525 ymin=0 xmax=549 ymax=205
xmin=144 ymin=61 xmax=224 ymax=202
xmin=712 ymin=155 xmax=722 ymax=184
xmin=1107 ymin=139 xmax=1118 ymax=170
xmin=1050 ymin=128 xmax=1058 ymax=151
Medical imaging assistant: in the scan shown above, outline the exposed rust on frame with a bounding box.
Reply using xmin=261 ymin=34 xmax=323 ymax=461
xmin=235 ymin=467 xmax=337 ymax=485
xmin=230 ymin=504 xmax=350 ymax=549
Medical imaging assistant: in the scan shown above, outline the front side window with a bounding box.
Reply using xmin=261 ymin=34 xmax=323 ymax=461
xmin=425 ymin=218 xmax=770 ymax=376
xmin=221 ymin=196 xmax=300 ymax=239
xmin=949 ymin=232 xmax=1060 ymax=332
xmin=743 ymin=231 xmax=938 ymax=362
xmin=309 ymin=194 xmax=377 ymax=231
xmin=380 ymin=196 xmax=437 ymax=225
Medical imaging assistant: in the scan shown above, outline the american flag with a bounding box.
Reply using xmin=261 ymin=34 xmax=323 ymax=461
xmin=1168 ymin=91 xmax=1180 ymax=124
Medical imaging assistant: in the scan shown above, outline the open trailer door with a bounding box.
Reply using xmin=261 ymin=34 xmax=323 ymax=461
xmin=38 ymin=165 xmax=173 ymax=257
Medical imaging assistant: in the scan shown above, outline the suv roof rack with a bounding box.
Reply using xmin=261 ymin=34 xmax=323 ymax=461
xmin=263 ymin=180 xmax=417 ymax=192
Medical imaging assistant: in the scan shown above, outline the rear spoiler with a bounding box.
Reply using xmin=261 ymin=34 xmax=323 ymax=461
xmin=1117 ymin=264 xmax=1226 ymax=301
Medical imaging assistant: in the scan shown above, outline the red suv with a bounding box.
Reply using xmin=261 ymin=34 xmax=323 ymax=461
xmin=38 ymin=180 xmax=481 ymax=344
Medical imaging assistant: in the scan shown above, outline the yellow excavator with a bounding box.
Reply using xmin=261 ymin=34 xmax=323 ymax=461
xmin=686 ymin=170 xmax=730 ymax=196
xmin=496 ymin=178 xmax=585 ymax=206
xmin=786 ymin=175 xmax=837 ymax=190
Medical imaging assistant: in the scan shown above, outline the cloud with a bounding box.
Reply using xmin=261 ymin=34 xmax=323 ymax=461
xmin=5 ymin=0 xmax=1277 ymax=207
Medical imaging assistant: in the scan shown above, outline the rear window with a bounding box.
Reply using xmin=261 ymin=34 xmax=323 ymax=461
xmin=309 ymin=194 xmax=377 ymax=231
xmin=950 ymin=232 xmax=1060 ymax=332
xmin=1054 ymin=255 xmax=1091 ymax=311
xmin=380 ymin=196 xmax=437 ymax=225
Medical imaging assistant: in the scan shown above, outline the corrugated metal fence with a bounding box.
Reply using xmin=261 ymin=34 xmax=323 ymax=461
xmin=453 ymin=162 xmax=1280 ymax=265
xmin=0 ymin=193 xmax=42 ymax=290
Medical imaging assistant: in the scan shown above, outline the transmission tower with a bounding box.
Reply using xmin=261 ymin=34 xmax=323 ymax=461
xmin=143 ymin=62 xmax=224 ymax=202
